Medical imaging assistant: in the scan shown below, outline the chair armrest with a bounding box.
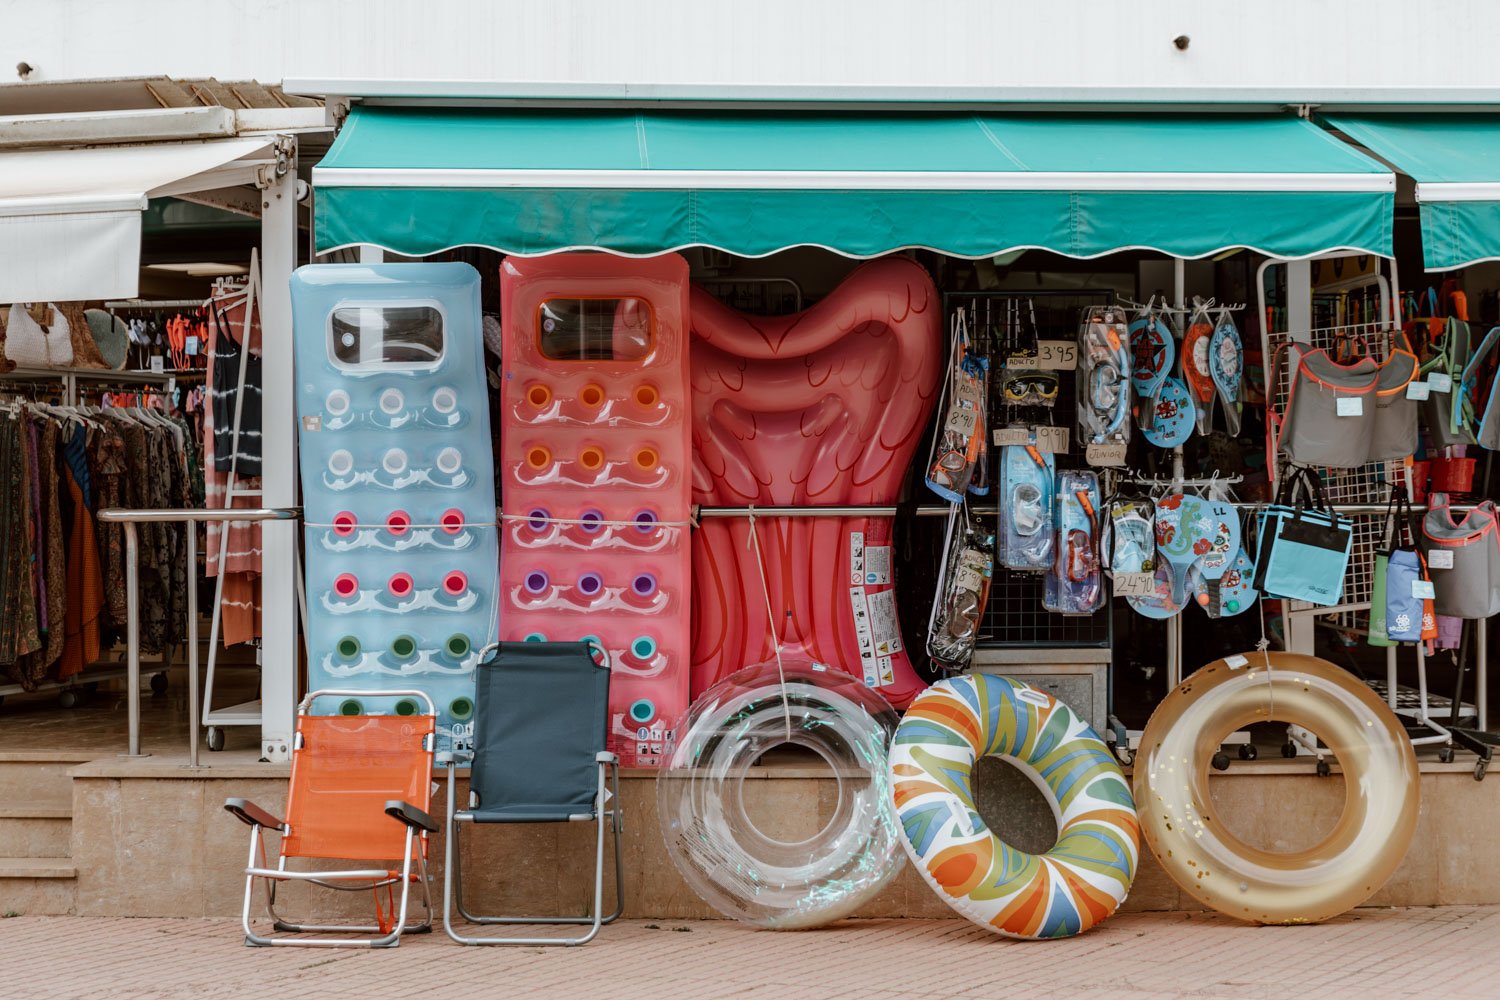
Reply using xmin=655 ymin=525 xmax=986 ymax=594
xmin=224 ymin=797 xmax=285 ymax=831
xmin=436 ymin=750 xmax=474 ymax=766
xmin=596 ymin=751 xmax=619 ymax=764
xmin=384 ymin=800 xmax=439 ymax=833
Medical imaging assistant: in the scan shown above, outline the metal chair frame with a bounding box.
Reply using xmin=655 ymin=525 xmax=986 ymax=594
xmin=225 ymin=689 xmax=439 ymax=948
xmin=441 ymin=750 xmax=623 ymax=946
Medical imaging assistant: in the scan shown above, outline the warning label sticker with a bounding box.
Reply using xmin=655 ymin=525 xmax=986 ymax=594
xmin=864 ymin=545 xmax=892 ymax=586
xmin=865 ymin=588 xmax=903 ymax=657
xmin=849 ymin=531 xmax=865 ymax=585
xmin=849 ymin=585 xmax=879 ymax=687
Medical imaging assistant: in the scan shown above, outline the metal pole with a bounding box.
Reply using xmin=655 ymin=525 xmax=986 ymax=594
xmin=122 ymin=523 xmax=146 ymax=759
xmin=186 ymin=526 xmax=200 ymax=768
xmin=693 ymin=501 xmax=1480 ymax=519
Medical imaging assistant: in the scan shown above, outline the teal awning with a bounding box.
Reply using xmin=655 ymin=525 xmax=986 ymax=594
xmin=1323 ymin=114 xmax=1500 ymax=272
xmin=315 ymin=108 xmax=1394 ymax=261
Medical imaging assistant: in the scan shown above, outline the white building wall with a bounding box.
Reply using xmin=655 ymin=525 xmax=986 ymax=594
xmin=3 ymin=0 xmax=1499 ymax=97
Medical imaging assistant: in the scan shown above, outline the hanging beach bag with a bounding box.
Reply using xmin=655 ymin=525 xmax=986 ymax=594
xmin=1461 ymin=325 xmax=1500 ymax=450
xmin=1382 ymin=487 xmax=1436 ymax=643
xmin=1276 ymin=344 xmax=1379 ymax=468
xmin=1371 ymin=339 xmax=1420 ymax=462
xmin=1253 ymin=468 xmax=1353 ymax=606
xmin=1421 ymin=493 xmax=1500 ymax=620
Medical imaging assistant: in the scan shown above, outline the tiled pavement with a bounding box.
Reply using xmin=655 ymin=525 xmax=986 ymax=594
xmin=2 ymin=908 xmax=1497 ymax=1000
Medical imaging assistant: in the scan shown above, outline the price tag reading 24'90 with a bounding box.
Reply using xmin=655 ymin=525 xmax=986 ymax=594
xmin=1112 ymin=572 xmax=1157 ymax=597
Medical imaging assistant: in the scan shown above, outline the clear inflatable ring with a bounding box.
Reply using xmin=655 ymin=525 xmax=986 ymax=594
xmin=891 ymin=674 xmax=1140 ymax=939
xmin=657 ymin=660 xmax=904 ymax=929
xmin=1135 ymin=651 xmax=1419 ymax=925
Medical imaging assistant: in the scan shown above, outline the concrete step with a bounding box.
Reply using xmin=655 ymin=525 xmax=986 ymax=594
xmin=0 ymin=857 xmax=75 ymax=879
xmin=0 ymin=754 xmax=94 ymax=805
xmin=0 ymin=857 xmax=77 ymax=916
xmin=0 ymin=805 xmax=71 ymax=858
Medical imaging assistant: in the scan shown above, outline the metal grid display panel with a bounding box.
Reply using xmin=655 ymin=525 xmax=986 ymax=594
xmin=946 ymin=291 xmax=1113 ymax=649
xmin=1266 ymin=319 xmax=1401 ymax=629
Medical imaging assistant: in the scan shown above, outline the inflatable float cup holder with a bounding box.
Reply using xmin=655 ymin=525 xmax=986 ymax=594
xmin=331 ymin=511 xmax=357 ymax=537
xmin=633 ymin=383 xmax=659 ymax=409
xmin=324 ymin=389 xmax=350 ymax=417
xmin=526 ymin=383 xmax=552 ymax=409
xmin=578 ymin=509 xmax=605 ymax=535
xmin=387 ymin=572 xmax=414 ymax=599
xmin=394 ymin=698 xmax=420 ymax=717
xmin=334 ymin=636 xmax=361 ymax=661
xmin=1134 ymin=651 xmax=1419 ymax=925
xmin=440 ymin=508 xmax=465 ymax=535
xmin=332 ymin=573 xmax=359 ymax=599
xmin=657 ymin=660 xmax=904 ymax=929
xmin=389 ymin=634 xmax=417 ymax=662
xmin=524 ymin=444 xmax=552 ymax=472
xmin=431 ymin=385 xmax=458 ymax=414
xmin=338 ymin=698 xmax=363 ymax=717
xmin=578 ymin=446 xmax=606 ymax=473
xmin=633 ymin=447 xmax=659 ymax=471
xmin=891 ymin=674 xmax=1140 ymax=939
xmin=578 ymin=383 xmax=605 ymax=409
xmin=386 ymin=510 xmax=411 ymax=536
xmin=378 ymin=387 xmax=405 ymax=416
xmin=445 ymin=634 xmax=471 ymax=660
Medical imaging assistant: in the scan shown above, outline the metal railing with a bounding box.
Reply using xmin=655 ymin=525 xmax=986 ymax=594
xmin=96 ymin=507 xmax=299 ymax=766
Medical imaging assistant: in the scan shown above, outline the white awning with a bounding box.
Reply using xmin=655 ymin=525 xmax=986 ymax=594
xmin=0 ymin=137 xmax=273 ymax=303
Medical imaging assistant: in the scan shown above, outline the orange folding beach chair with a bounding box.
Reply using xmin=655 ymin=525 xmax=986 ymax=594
xmin=224 ymin=689 xmax=439 ymax=948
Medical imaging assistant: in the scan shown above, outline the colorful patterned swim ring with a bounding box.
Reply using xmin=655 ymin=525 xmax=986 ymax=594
xmin=890 ymin=674 xmax=1140 ymax=938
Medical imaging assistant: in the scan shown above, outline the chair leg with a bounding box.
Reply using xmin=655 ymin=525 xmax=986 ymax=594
xmin=444 ymin=762 xmax=621 ymax=945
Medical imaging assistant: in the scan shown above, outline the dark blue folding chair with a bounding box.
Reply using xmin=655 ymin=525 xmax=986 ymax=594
xmin=441 ymin=640 xmax=623 ymax=945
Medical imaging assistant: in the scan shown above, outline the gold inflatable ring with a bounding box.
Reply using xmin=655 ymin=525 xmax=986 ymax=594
xmin=1134 ymin=651 xmax=1419 ymax=925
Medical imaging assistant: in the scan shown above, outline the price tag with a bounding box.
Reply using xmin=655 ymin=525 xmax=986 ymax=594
xmin=1429 ymin=549 xmax=1454 ymax=569
xmin=1225 ymin=654 xmax=1249 ymax=670
xmin=1035 ymin=425 xmax=1070 ymax=454
xmin=1406 ymin=380 xmax=1431 ymax=401
xmin=1112 ymin=572 xmax=1157 ymax=597
xmin=1035 ymin=340 xmax=1079 ymax=371
xmin=1086 ymin=441 xmax=1128 ymax=467
xmin=993 ymin=426 xmax=1030 ymax=447
xmin=1412 ymin=579 xmax=1436 ymax=600
xmin=944 ymin=407 xmax=979 ymax=437
xmin=1007 ymin=352 xmax=1039 ymax=372
xmin=1335 ymin=396 xmax=1363 ymax=417
xmin=1428 ymin=372 xmax=1453 ymax=393
xmin=150 ymin=355 xmax=165 ymax=373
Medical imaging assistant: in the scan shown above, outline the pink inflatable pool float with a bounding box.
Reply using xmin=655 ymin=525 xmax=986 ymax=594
xmin=689 ymin=258 xmax=943 ymax=707
xmin=499 ymin=253 xmax=693 ymax=768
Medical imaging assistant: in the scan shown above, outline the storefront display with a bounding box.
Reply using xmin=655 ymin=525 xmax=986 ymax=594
xmin=688 ymin=259 xmax=942 ymax=708
xmin=291 ymin=262 xmax=499 ymax=746
xmin=658 ymin=661 xmax=904 ymax=929
xmin=891 ymin=673 xmax=1140 ymax=938
xmin=499 ymin=253 xmax=694 ymax=769
xmin=1135 ymin=652 xmax=1419 ymax=925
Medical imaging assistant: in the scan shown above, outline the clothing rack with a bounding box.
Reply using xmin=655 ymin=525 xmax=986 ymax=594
xmin=103 ymin=299 xmax=209 ymax=311
xmin=0 ymin=366 xmax=178 ymax=406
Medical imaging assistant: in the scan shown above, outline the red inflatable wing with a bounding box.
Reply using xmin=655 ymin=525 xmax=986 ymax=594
xmin=689 ymin=257 xmax=943 ymax=707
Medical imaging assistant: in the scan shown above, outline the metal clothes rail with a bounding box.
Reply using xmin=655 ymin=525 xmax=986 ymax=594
xmin=96 ymin=507 xmax=298 ymax=767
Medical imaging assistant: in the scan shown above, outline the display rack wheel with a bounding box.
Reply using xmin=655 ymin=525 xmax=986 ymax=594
xmin=1135 ymin=651 xmax=1419 ymax=925
xmin=207 ymin=727 xmax=226 ymax=752
xmin=1281 ymin=740 xmax=1298 ymax=758
xmin=150 ymin=672 xmax=168 ymax=695
xmin=1316 ymin=758 xmax=1331 ymax=778
xmin=1239 ymin=743 xmax=1258 ymax=761
xmin=1475 ymin=759 xmax=1488 ymax=782
xmin=57 ymin=689 xmax=78 ymax=709
xmin=1211 ymin=752 xmax=1231 ymax=771
xmin=1438 ymin=746 xmax=1456 ymax=764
